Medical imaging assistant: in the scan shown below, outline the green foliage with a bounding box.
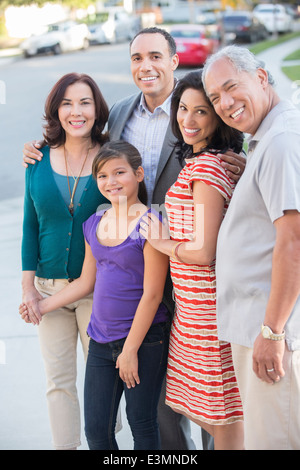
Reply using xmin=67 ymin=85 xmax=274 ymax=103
xmin=0 ymin=0 xmax=55 ymax=7
xmin=0 ymin=13 xmax=6 ymax=34
xmin=0 ymin=0 xmax=97 ymax=9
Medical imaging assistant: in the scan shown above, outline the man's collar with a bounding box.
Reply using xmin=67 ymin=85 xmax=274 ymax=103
xmin=247 ymin=100 xmax=294 ymax=153
xmin=138 ymin=78 xmax=178 ymax=116
xmin=251 ymin=100 xmax=293 ymax=142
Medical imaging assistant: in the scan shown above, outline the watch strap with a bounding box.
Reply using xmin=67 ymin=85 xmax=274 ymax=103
xmin=261 ymin=324 xmax=285 ymax=341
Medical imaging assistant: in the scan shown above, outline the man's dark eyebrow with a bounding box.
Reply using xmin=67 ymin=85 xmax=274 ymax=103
xmin=131 ymin=50 xmax=162 ymax=58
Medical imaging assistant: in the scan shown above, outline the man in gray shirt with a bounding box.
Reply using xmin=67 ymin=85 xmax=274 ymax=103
xmin=203 ymin=45 xmax=300 ymax=450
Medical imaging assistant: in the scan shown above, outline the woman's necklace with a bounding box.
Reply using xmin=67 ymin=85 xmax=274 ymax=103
xmin=64 ymin=146 xmax=90 ymax=215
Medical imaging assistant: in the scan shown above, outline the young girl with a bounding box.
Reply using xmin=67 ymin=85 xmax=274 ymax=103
xmin=20 ymin=140 xmax=169 ymax=450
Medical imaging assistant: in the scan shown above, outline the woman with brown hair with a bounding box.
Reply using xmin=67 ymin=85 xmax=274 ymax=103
xmin=21 ymin=73 xmax=110 ymax=450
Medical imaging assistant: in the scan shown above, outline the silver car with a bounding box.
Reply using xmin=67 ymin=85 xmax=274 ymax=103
xmin=253 ymin=3 xmax=293 ymax=34
xmin=21 ymin=21 xmax=90 ymax=57
xmin=88 ymin=8 xmax=141 ymax=44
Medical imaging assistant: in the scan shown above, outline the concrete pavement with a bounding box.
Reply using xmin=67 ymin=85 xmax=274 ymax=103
xmin=0 ymin=36 xmax=299 ymax=450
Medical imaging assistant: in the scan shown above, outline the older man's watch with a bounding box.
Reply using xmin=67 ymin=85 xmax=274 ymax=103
xmin=261 ymin=324 xmax=285 ymax=341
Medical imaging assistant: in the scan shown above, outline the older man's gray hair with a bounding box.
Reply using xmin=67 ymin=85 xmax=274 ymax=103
xmin=202 ymin=44 xmax=275 ymax=91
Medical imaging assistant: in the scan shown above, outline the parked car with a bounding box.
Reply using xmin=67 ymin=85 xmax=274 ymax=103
xmin=222 ymin=11 xmax=269 ymax=43
xmin=253 ymin=3 xmax=293 ymax=34
xmin=170 ymin=24 xmax=220 ymax=67
xmin=20 ymin=21 xmax=90 ymax=58
xmin=286 ymin=5 xmax=300 ymax=19
xmin=161 ymin=4 xmax=191 ymax=23
xmin=196 ymin=10 xmax=219 ymax=25
xmin=88 ymin=8 xmax=141 ymax=44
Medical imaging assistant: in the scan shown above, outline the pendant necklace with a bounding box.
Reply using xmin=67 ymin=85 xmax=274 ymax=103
xmin=64 ymin=146 xmax=90 ymax=215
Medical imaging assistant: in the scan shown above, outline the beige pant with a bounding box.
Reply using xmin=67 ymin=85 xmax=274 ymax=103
xmin=35 ymin=277 xmax=92 ymax=450
xmin=231 ymin=343 xmax=300 ymax=450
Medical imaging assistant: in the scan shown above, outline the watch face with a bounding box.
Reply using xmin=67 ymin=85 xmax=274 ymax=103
xmin=262 ymin=327 xmax=270 ymax=338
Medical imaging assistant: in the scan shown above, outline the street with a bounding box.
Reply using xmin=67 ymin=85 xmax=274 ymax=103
xmin=0 ymin=35 xmax=299 ymax=450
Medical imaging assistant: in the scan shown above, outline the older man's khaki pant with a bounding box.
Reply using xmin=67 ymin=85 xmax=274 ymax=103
xmin=232 ymin=343 xmax=300 ymax=450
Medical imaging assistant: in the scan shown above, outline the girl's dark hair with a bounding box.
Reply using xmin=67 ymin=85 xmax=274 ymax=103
xmin=170 ymin=69 xmax=244 ymax=165
xmin=43 ymin=73 xmax=109 ymax=147
xmin=92 ymin=140 xmax=148 ymax=206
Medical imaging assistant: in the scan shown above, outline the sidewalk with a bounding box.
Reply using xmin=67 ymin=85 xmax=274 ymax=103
xmin=0 ymin=37 xmax=299 ymax=450
xmin=0 ymin=46 xmax=22 ymax=67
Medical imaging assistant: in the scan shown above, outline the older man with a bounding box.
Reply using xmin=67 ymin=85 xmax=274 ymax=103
xmin=203 ymin=45 xmax=300 ymax=450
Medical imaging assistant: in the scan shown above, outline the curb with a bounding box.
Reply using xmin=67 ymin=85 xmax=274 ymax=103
xmin=0 ymin=48 xmax=22 ymax=67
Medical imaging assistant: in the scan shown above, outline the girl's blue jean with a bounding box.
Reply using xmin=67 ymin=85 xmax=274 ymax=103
xmin=84 ymin=322 xmax=170 ymax=450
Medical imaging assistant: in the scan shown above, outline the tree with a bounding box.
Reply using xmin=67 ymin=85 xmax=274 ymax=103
xmin=0 ymin=0 xmax=97 ymax=9
xmin=0 ymin=0 xmax=52 ymax=6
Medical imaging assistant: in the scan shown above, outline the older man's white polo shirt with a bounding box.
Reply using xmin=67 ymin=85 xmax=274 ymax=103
xmin=216 ymin=100 xmax=300 ymax=351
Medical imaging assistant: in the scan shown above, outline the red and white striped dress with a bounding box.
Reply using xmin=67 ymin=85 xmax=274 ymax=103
xmin=165 ymin=152 xmax=243 ymax=425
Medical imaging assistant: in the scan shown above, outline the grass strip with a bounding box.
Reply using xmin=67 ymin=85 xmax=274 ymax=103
xmin=283 ymin=49 xmax=300 ymax=61
xmin=249 ymin=30 xmax=300 ymax=55
xmin=281 ymin=65 xmax=300 ymax=81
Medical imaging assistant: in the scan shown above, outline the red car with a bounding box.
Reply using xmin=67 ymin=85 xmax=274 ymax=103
xmin=170 ymin=24 xmax=220 ymax=67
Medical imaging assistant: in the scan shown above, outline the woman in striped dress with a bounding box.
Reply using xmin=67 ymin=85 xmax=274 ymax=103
xmin=140 ymin=70 xmax=244 ymax=449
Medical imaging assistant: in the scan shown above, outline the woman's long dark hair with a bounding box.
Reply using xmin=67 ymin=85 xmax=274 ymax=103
xmin=43 ymin=73 xmax=109 ymax=147
xmin=171 ymin=69 xmax=244 ymax=165
xmin=92 ymin=140 xmax=148 ymax=206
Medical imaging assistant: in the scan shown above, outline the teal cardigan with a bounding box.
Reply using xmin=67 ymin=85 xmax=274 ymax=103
xmin=22 ymin=146 xmax=109 ymax=279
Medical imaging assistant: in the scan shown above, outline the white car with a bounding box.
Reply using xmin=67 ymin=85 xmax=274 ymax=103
xmin=253 ymin=3 xmax=293 ymax=34
xmin=88 ymin=8 xmax=141 ymax=44
xmin=21 ymin=21 xmax=90 ymax=58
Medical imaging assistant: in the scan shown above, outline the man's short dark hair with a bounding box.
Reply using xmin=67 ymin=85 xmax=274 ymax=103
xmin=130 ymin=27 xmax=177 ymax=57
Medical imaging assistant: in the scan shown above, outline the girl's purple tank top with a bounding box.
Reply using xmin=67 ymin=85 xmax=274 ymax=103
xmin=82 ymin=208 xmax=168 ymax=343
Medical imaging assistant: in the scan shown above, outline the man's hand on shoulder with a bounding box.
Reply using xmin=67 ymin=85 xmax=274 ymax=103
xmin=218 ymin=150 xmax=246 ymax=182
xmin=23 ymin=140 xmax=44 ymax=168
